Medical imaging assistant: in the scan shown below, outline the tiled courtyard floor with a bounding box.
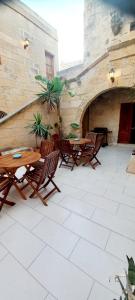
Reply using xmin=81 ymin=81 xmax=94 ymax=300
xmin=1 ymin=145 xmax=135 ymax=299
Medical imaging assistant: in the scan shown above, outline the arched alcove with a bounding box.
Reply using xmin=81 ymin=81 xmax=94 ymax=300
xmin=81 ymin=87 xmax=135 ymax=144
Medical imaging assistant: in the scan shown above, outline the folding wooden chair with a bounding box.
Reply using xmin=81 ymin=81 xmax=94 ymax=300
xmin=56 ymin=139 xmax=80 ymax=171
xmin=0 ymin=176 xmax=15 ymax=211
xmin=80 ymin=134 xmax=104 ymax=169
xmin=85 ymin=132 xmax=97 ymax=146
xmin=21 ymin=150 xmax=60 ymax=206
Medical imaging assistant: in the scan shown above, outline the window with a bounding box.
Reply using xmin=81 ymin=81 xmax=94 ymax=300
xmin=130 ymin=21 xmax=135 ymax=31
xmin=45 ymin=51 xmax=54 ymax=80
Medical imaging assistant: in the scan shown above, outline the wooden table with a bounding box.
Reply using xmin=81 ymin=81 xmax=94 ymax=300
xmin=0 ymin=151 xmax=41 ymax=203
xmin=69 ymin=138 xmax=92 ymax=146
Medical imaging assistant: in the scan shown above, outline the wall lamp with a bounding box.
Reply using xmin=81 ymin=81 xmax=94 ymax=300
xmin=23 ymin=38 xmax=29 ymax=49
xmin=109 ymin=68 xmax=115 ymax=83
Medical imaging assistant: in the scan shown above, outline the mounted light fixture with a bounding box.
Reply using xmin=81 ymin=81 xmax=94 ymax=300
xmin=109 ymin=68 xmax=115 ymax=83
xmin=23 ymin=38 xmax=29 ymax=49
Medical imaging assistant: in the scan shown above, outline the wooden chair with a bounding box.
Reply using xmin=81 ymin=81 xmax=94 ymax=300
xmin=21 ymin=150 xmax=60 ymax=206
xmin=0 ymin=176 xmax=15 ymax=211
xmin=80 ymin=134 xmax=104 ymax=169
xmin=40 ymin=140 xmax=54 ymax=157
xmin=85 ymin=132 xmax=97 ymax=146
xmin=32 ymin=140 xmax=54 ymax=169
xmin=56 ymin=139 xmax=80 ymax=171
xmin=51 ymin=134 xmax=60 ymax=150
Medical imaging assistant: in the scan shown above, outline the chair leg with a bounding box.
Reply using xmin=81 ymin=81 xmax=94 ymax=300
xmin=0 ymin=183 xmax=15 ymax=211
xmin=50 ymin=178 xmax=61 ymax=192
xmin=26 ymin=179 xmax=48 ymax=206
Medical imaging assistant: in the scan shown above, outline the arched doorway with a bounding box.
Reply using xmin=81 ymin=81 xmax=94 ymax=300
xmin=82 ymin=87 xmax=135 ymax=144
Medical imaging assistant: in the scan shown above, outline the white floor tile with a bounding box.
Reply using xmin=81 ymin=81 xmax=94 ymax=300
xmin=106 ymin=232 xmax=135 ymax=262
xmin=33 ymin=217 xmax=79 ymax=258
xmin=0 ymin=242 xmax=7 ymax=260
xmin=83 ymin=192 xmax=119 ymax=214
xmin=59 ymin=195 xmax=95 ymax=219
xmin=114 ymin=194 xmax=135 ymax=208
xmin=117 ymin=204 xmax=135 ymax=223
xmin=104 ymin=184 xmax=125 ymax=201
xmin=125 ymin=184 xmax=135 ymax=198
xmin=0 ymin=254 xmax=47 ymax=300
xmin=29 ymin=246 xmax=93 ymax=300
xmin=36 ymin=202 xmax=70 ymax=224
xmin=7 ymin=203 xmax=44 ymax=229
xmin=0 ymin=223 xmax=45 ymax=267
xmin=0 ymin=213 xmax=15 ymax=235
xmin=46 ymin=294 xmax=57 ymax=300
xmin=64 ymin=214 xmax=110 ymax=249
xmin=49 ymin=190 xmax=66 ymax=203
xmin=88 ymin=282 xmax=117 ymax=300
xmin=70 ymin=239 xmax=125 ymax=294
xmin=60 ymin=183 xmax=87 ymax=200
xmin=92 ymin=209 xmax=135 ymax=241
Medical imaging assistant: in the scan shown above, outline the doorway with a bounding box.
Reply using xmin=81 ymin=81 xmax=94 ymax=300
xmin=118 ymin=103 xmax=135 ymax=143
xmin=82 ymin=106 xmax=89 ymax=137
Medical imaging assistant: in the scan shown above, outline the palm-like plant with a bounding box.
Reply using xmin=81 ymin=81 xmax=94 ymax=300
xmin=27 ymin=113 xmax=51 ymax=147
xmin=35 ymin=75 xmax=75 ymax=136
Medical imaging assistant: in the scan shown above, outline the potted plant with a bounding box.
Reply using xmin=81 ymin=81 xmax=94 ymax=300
xmin=27 ymin=113 xmax=51 ymax=148
xmin=35 ymin=75 xmax=75 ymax=137
xmin=113 ymin=256 xmax=135 ymax=300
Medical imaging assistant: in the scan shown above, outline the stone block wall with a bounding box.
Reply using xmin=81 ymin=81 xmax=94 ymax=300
xmin=84 ymin=0 xmax=135 ymax=65
xmin=0 ymin=0 xmax=58 ymax=114
xmin=0 ymin=101 xmax=57 ymax=148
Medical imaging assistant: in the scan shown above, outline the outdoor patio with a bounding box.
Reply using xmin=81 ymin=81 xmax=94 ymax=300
xmin=0 ymin=145 xmax=135 ymax=300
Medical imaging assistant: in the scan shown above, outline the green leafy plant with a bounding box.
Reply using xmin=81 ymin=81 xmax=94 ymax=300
xmin=70 ymin=122 xmax=80 ymax=129
xmin=27 ymin=113 xmax=51 ymax=147
xmin=35 ymin=75 xmax=75 ymax=136
xmin=66 ymin=132 xmax=78 ymax=139
xmin=113 ymin=256 xmax=135 ymax=300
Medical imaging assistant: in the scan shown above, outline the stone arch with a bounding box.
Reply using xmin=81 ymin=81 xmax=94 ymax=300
xmin=80 ymin=86 xmax=131 ymax=126
xmin=79 ymin=86 xmax=133 ymax=141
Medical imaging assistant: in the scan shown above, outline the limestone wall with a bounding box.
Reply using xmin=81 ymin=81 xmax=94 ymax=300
xmin=0 ymin=0 xmax=58 ymax=114
xmin=84 ymin=0 xmax=135 ymax=65
xmin=0 ymin=101 xmax=57 ymax=148
xmin=60 ymin=41 xmax=135 ymax=138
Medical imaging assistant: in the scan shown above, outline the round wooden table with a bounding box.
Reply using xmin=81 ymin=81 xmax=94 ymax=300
xmin=0 ymin=151 xmax=41 ymax=202
xmin=0 ymin=151 xmax=41 ymax=169
xmin=69 ymin=138 xmax=92 ymax=145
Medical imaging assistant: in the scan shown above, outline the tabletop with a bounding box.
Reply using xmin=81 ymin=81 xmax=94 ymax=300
xmin=69 ymin=138 xmax=92 ymax=145
xmin=0 ymin=151 xmax=41 ymax=169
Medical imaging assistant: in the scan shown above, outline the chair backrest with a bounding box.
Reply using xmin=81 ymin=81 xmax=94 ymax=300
xmin=51 ymin=134 xmax=60 ymax=142
xmin=94 ymin=133 xmax=104 ymax=154
xmin=56 ymin=139 xmax=73 ymax=154
xmin=38 ymin=150 xmax=60 ymax=185
xmin=40 ymin=140 xmax=54 ymax=158
xmin=0 ymin=177 xmax=11 ymax=192
xmin=85 ymin=132 xmax=97 ymax=145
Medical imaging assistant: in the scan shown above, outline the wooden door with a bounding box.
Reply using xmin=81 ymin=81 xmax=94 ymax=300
xmin=118 ymin=103 xmax=133 ymax=143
